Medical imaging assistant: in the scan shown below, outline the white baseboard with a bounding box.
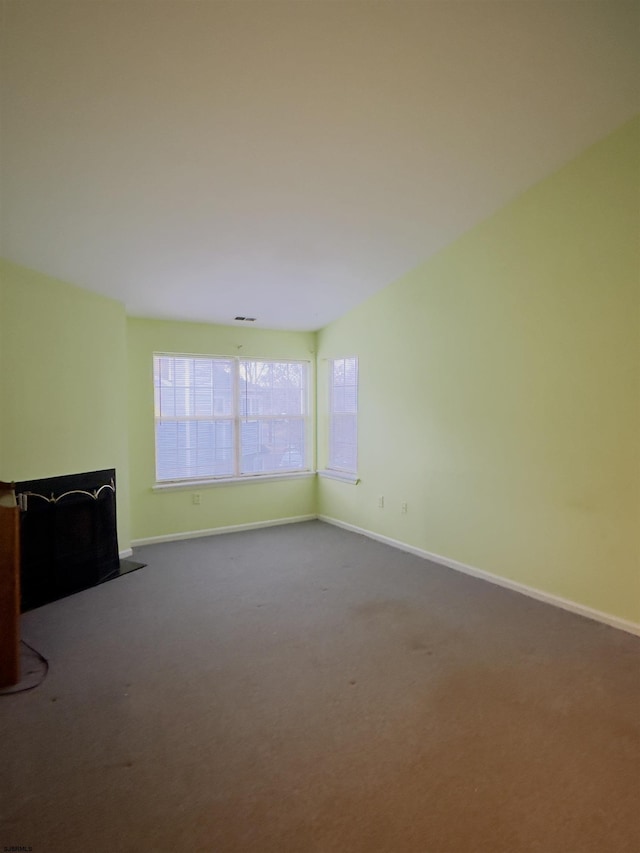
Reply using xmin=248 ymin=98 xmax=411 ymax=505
xmin=318 ymin=515 xmax=640 ymax=638
xmin=119 ymin=548 xmax=133 ymax=559
xmin=129 ymin=511 xmax=639 ymax=637
xmin=131 ymin=514 xmax=317 ymax=548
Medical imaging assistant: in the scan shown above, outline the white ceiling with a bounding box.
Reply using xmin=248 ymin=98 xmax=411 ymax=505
xmin=1 ymin=1 xmax=638 ymax=331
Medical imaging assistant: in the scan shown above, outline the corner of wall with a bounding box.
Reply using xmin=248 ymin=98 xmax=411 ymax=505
xmin=314 ymin=116 xmax=640 ymax=626
xmin=0 ymin=259 xmax=132 ymax=551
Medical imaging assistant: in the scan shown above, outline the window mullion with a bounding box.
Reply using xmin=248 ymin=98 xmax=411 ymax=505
xmin=233 ymin=358 xmax=241 ymax=478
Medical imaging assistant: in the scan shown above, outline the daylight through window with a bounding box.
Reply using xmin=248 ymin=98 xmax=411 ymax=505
xmin=328 ymin=357 xmax=358 ymax=474
xmin=154 ymin=355 xmax=309 ymax=482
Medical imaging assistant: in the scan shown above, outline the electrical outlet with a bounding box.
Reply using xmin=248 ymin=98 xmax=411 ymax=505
xmin=401 ymin=501 xmax=408 ymax=514
xmin=192 ymin=493 xmax=201 ymax=506
xmin=378 ymin=495 xmax=384 ymax=509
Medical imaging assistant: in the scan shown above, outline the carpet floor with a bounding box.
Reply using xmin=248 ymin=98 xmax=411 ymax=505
xmin=0 ymin=520 xmax=638 ymax=852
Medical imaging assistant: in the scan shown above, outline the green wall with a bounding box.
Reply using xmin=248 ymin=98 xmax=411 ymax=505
xmin=127 ymin=317 xmax=317 ymax=541
xmin=317 ymin=115 xmax=640 ymax=625
xmin=0 ymin=259 xmax=131 ymax=550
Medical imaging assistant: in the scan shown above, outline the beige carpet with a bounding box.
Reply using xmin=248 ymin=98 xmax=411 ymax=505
xmin=1 ymin=520 xmax=638 ymax=852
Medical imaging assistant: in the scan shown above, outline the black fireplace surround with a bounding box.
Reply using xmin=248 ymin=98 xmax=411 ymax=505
xmin=16 ymin=469 xmax=120 ymax=611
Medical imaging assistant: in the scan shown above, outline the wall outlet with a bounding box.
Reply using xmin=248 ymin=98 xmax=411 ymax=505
xmin=401 ymin=501 xmax=408 ymax=514
xmin=378 ymin=495 xmax=384 ymax=508
xmin=192 ymin=493 xmax=201 ymax=506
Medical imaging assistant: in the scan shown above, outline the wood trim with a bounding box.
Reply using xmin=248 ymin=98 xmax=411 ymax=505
xmin=0 ymin=505 xmax=20 ymax=687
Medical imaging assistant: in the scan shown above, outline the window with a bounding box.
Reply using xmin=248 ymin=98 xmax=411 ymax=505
xmin=328 ymin=357 xmax=358 ymax=474
xmin=154 ymin=354 xmax=309 ymax=482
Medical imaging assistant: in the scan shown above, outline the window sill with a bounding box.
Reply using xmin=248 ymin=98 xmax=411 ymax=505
xmin=153 ymin=471 xmax=316 ymax=491
xmin=318 ymin=469 xmax=360 ymax=485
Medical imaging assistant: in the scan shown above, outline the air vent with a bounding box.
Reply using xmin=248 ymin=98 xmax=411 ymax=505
xmin=234 ymin=316 xmax=256 ymax=322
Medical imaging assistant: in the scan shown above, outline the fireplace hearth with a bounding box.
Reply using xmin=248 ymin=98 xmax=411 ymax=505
xmin=16 ymin=469 xmax=120 ymax=611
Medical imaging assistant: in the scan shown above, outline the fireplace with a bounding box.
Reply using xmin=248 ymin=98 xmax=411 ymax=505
xmin=15 ymin=469 xmax=120 ymax=611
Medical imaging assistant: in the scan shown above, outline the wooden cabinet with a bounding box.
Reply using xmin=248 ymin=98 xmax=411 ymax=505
xmin=0 ymin=504 xmax=20 ymax=687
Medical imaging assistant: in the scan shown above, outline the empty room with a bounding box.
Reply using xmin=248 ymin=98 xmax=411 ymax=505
xmin=1 ymin=1 xmax=639 ymax=852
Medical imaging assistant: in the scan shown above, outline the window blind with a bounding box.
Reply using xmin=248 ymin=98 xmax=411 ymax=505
xmin=328 ymin=357 xmax=358 ymax=474
xmin=154 ymin=355 xmax=309 ymax=482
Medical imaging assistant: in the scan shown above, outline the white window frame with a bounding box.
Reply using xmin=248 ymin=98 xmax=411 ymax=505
xmin=153 ymin=353 xmax=312 ymax=485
